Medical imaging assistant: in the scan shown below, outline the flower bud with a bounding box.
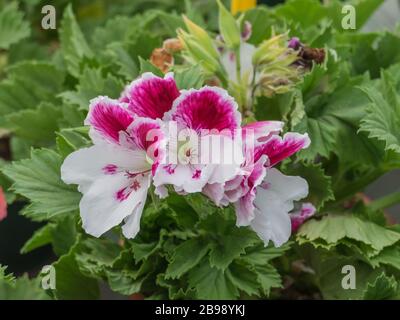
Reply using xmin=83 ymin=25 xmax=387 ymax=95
xmin=178 ymin=29 xmax=222 ymax=74
xmin=182 ymin=15 xmax=219 ymax=60
xmin=217 ymin=0 xmax=241 ymax=49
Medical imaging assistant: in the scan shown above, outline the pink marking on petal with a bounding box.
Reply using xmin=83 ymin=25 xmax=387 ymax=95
xmin=291 ymin=203 xmax=316 ymax=232
xmin=0 ymin=187 xmax=7 ymax=221
xmin=86 ymin=97 xmax=134 ymax=143
xmin=167 ymin=87 xmax=241 ymax=135
xmin=103 ymin=164 xmax=118 ymax=175
xmin=116 ymin=187 xmax=131 ymax=202
xmin=192 ymin=169 xmax=202 ymax=179
xmin=122 ymin=73 xmax=180 ymax=120
xmin=163 ymin=164 xmax=175 ymax=174
xmin=115 ymin=179 xmax=142 ymax=202
xmin=229 ymin=52 xmax=236 ymax=62
xmin=131 ymin=179 xmax=141 ymax=191
xmin=255 ymin=132 xmax=310 ymax=166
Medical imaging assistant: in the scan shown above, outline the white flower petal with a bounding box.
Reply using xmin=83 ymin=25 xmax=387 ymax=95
xmin=153 ymin=164 xmax=213 ymax=193
xmin=80 ymin=173 xmax=150 ymax=238
xmin=121 ymin=176 xmax=151 ymax=238
xmin=251 ymin=168 xmax=309 ymax=247
xmin=61 ymin=144 xmax=150 ymax=193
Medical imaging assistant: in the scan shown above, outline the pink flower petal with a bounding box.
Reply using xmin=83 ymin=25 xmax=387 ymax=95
xmin=0 ymin=187 xmax=7 ymax=221
xmin=85 ymin=96 xmax=134 ymax=144
xmin=121 ymin=72 xmax=180 ymax=120
xmin=165 ymin=86 xmax=241 ymax=136
xmin=242 ymin=121 xmax=283 ymax=142
xmin=125 ymin=118 xmax=166 ymax=174
xmin=255 ymin=132 xmax=310 ymax=166
xmin=235 ymin=155 xmax=268 ymax=226
xmin=290 ymin=203 xmax=316 ymax=232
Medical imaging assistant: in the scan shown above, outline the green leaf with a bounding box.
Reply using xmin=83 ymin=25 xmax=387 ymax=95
xmin=225 ymin=261 xmax=260 ymax=296
xmin=130 ymin=229 xmax=168 ymax=262
xmin=51 ymin=215 xmax=77 ymax=256
xmin=363 ymin=272 xmax=398 ymax=300
xmin=0 ymin=2 xmax=30 ymax=49
xmin=91 ymin=15 xmax=140 ymax=50
xmin=139 ymin=57 xmax=164 ymax=77
xmin=0 ymin=62 xmax=65 ymax=124
xmin=188 ymin=259 xmax=238 ymax=299
xmin=60 ymin=67 xmax=124 ymax=109
xmin=217 ymin=0 xmax=240 ymax=49
xmin=368 ymin=245 xmax=400 ymax=270
xmin=242 ymin=7 xmax=274 ymax=45
xmin=295 ymin=75 xmax=384 ymax=164
xmin=337 ymin=32 xmax=400 ymax=78
xmin=56 ymin=127 xmax=91 ymax=158
xmin=5 ymin=102 xmax=62 ymax=143
xmin=306 ymin=249 xmax=383 ymax=299
xmin=2 ymin=149 xmax=81 ymax=221
xmin=106 ymin=42 xmax=138 ymax=80
xmin=105 ymin=252 xmax=153 ymax=295
xmin=59 ymin=5 xmax=94 ymax=77
xmin=21 ymin=224 xmax=53 ymax=254
xmin=297 ymin=214 xmax=400 ymax=255
xmin=0 ymin=275 xmax=50 ymax=300
xmin=76 ymin=238 xmax=121 ymax=278
xmin=209 ymin=227 xmax=257 ymax=270
xmin=240 ymin=243 xmax=291 ymax=265
xmin=249 ymin=263 xmax=282 ymax=296
xmin=174 ymin=65 xmax=205 ymax=90
xmin=53 ymin=243 xmax=99 ymax=300
xmin=359 ymin=71 xmax=400 ymax=154
xmin=282 ymin=162 xmax=334 ymax=209
xmin=156 ymin=274 xmax=196 ymax=299
xmin=275 ymin=0 xmax=326 ymax=29
xmin=165 ymin=237 xmax=210 ymax=279
xmin=107 ymin=269 xmax=148 ymax=296
xmin=239 ymin=244 xmax=287 ymax=295
xmin=0 ymin=265 xmax=15 ymax=284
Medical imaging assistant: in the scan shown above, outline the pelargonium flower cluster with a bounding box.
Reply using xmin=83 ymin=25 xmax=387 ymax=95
xmin=61 ymin=72 xmax=314 ymax=247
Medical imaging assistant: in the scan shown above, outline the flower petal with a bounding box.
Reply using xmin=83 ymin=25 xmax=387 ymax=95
xmin=80 ymin=173 xmax=150 ymax=238
xmin=121 ymin=72 xmax=180 ymax=120
xmin=221 ymin=42 xmax=256 ymax=83
xmin=242 ymin=121 xmax=283 ymax=142
xmin=165 ymin=86 xmax=241 ymax=135
xmin=290 ymin=203 xmax=316 ymax=232
xmin=235 ymin=155 xmax=267 ymax=226
xmin=255 ymin=132 xmax=310 ymax=166
xmin=0 ymin=187 xmax=7 ymax=221
xmin=251 ymin=168 xmax=309 ymax=247
xmin=85 ymin=96 xmax=134 ymax=144
xmin=153 ymin=164 xmax=214 ymax=194
xmin=61 ymin=144 xmax=150 ymax=193
xmin=121 ymin=176 xmax=152 ymax=238
xmin=202 ymin=182 xmax=225 ymax=206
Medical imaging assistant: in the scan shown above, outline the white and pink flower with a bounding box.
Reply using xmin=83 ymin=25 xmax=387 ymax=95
xmin=61 ymin=71 xmax=313 ymax=246
xmin=204 ymin=121 xmax=311 ymax=246
xmin=153 ymin=86 xmax=244 ymax=194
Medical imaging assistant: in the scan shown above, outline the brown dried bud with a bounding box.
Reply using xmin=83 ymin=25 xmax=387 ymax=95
xmin=163 ymin=38 xmax=184 ymax=53
xmin=150 ymin=48 xmax=174 ymax=73
xmin=300 ymin=47 xmax=325 ymax=65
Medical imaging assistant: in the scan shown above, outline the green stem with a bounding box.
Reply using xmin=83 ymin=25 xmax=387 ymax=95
xmin=334 ymin=169 xmax=383 ymax=203
xmin=369 ymin=190 xmax=400 ymax=211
